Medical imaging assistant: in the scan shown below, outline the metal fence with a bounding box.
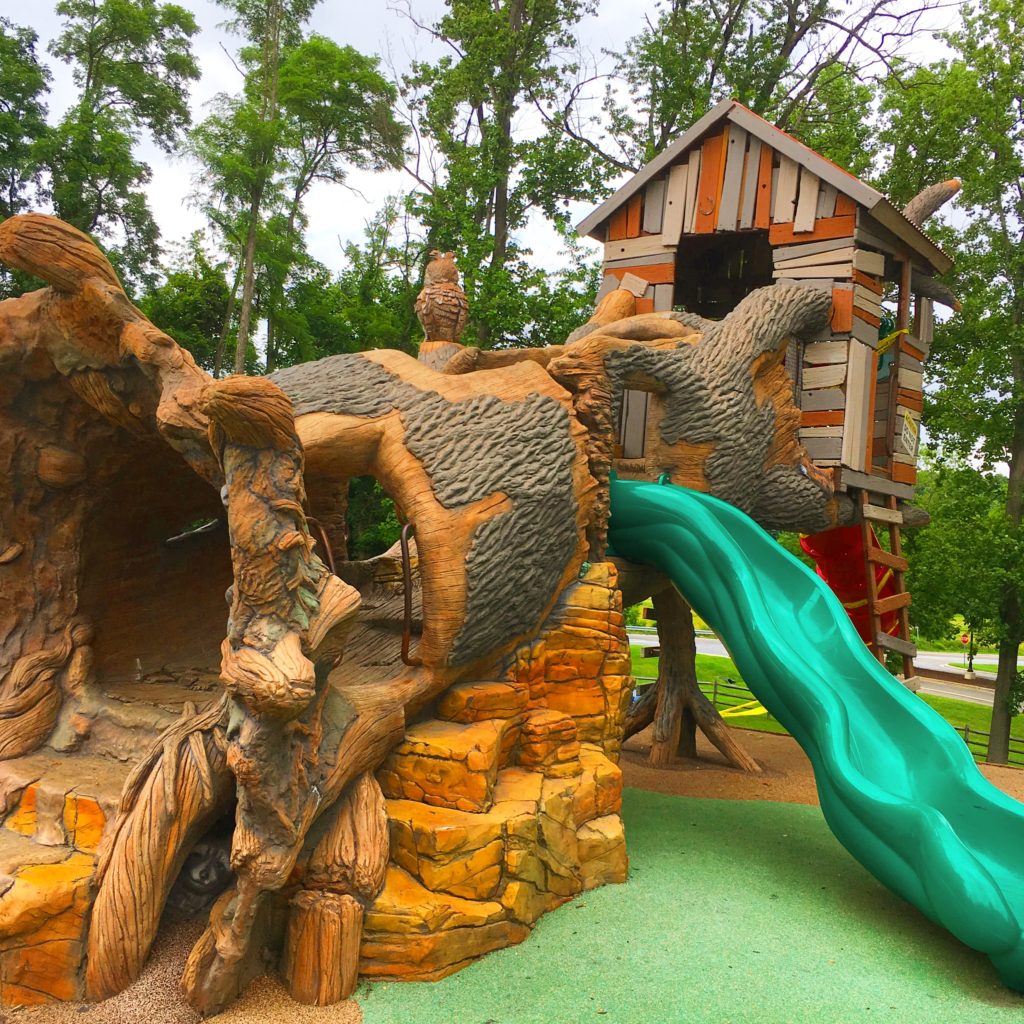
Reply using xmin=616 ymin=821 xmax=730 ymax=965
xmin=636 ymin=676 xmax=1024 ymax=767
xmin=634 ymin=676 xmax=765 ymax=716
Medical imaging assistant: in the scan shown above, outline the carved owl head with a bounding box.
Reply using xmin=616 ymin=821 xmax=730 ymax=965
xmin=424 ymin=250 xmax=460 ymax=286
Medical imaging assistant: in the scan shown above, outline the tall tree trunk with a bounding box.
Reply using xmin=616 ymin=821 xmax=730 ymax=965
xmin=214 ymin=265 xmax=241 ymax=379
xmin=232 ymin=0 xmax=283 ymax=376
xmin=988 ymin=360 xmax=1024 ymax=763
xmin=631 ymin=586 xmax=760 ymax=774
xmin=233 ymin=204 xmax=262 ymax=375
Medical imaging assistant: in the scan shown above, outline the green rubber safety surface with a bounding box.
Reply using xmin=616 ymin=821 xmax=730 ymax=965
xmin=357 ymin=789 xmax=1024 ymax=1024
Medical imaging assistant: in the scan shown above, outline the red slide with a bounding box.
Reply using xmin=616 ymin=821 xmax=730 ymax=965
xmin=800 ymin=526 xmax=899 ymax=648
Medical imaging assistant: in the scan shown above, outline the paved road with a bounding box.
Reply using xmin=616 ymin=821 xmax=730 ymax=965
xmin=628 ymin=630 xmax=1013 ymax=708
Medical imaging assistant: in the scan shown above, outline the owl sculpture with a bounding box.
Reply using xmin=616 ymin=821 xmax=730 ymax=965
xmin=415 ymin=250 xmax=469 ymax=342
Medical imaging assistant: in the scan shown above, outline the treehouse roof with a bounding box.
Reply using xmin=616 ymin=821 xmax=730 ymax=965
xmin=576 ymin=99 xmax=952 ymax=276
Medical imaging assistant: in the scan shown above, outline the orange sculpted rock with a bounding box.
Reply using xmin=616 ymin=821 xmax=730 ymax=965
xmin=377 ymin=717 xmax=523 ymax=812
xmin=0 ymin=840 xmax=94 ymax=1004
xmin=436 ymin=679 xmax=529 ymax=723
xmin=518 ymin=710 xmax=582 ymax=778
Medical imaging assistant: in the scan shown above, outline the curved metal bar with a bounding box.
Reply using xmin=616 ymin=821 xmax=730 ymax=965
xmin=306 ymin=517 xmax=336 ymax=576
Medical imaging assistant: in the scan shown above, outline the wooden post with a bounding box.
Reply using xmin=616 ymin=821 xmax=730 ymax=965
xmin=886 ymin=495 xmax=916 ymax=680
xmin=283 ymin=891 xmax=363 ymax=1005
xmin=860 ymin=490 xmax=885 ymax=664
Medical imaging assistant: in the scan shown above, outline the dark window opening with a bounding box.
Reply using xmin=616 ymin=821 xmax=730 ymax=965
xmin=674 ymin=231 xmax=774 ymax=320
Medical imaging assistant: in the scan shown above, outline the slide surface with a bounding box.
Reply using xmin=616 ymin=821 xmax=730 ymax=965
xmin=608 ymin=476 xmax=1024 ymax=988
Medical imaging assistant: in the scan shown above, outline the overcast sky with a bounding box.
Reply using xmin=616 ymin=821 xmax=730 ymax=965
xmin=11 ymin=0 xmax=668 ymax=272
xmin=9 ymin=0 xmax=959 ymax=274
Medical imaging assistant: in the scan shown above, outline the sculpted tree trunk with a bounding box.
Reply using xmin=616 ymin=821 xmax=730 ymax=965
xmin=627 ymin=586 xmax=760 ymax=774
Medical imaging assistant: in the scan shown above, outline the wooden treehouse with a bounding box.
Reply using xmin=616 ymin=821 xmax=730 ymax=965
xmin=577 ymin=99 xmax=956 ymax=674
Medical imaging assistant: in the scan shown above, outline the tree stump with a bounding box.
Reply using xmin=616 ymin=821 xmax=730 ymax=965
xmin=282 ymin=890 xmax=363 ymax=1005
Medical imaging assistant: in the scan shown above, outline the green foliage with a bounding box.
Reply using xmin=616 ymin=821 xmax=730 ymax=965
xmin=0 ymin=19 xmax=50 ymax=221
xmin=878 ymin=0 xmax=1024 ymax=758
xmin=30 ymin=0 xmax=201 ymax=288
xmin=136 ymin=235 xmax=236 ymax=371
xmin=592 ymin=0 xmax=893 ymax=171
xmin=346 ymin=477 xmax=401 ymax=560
xmin=190 ymin=11 xmax=406 ymax=373
xmin=904 ymin=461 xmax=1019 ymax=659
xmin=401 ymin=0 xmax=608 ymax=348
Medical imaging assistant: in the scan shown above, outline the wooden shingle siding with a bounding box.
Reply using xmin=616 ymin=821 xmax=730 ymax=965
xmin=662 ymin=163 xmax=688 ymax=241
xmin=773 ymin=156 xmax=799 ymax=223
xmin=683 ymin=149 xmax=701 ymax=233
xmin=816 ymin=182 xmax=838 ymax=219
xmin=772 ymin=263 xmax=852 ymax=280
xmin=852 ymin=249 xmax=885 ymax=276
xmin=774 ymin=245 xmax=854 ymax=271
xmin=803 ymin=363 xmax=847 ymax=389
xmin=718 ymin=127 xmax=747 ymax=230
xmin=695 ymin=130 xmax=726 ymax=233
xmin=801 ymin=410 xmax=845 ymax=427
xmin=653 ymin=283 xmax=674 ymax=311
xmin=643 ymin=179 xmax=666 ymax=233
xmin=853 ymin=269 xmax=883 ymax=294
xmin=802 ymin=436 xmax=843 ymax=461
xmin=793 ymin=167 xmax=820 ymax=233
xmin=773 ymin=236 xmax=855 ymax=261
xmin=769 ymin=215 xmax=855 ymax=245
xmin=851 ymin=316 xmax=878 ymax=347
xmin=853 ymin=284 xmax=883 ymax=316
xmin=754 ymin=144 xmax=773 ymax=228
xmin=855 ymin=307 xmax=881 ymax=328
xmin=625 ymin=194 xmax=643 ymax=238
xmin=607 ymin=263 xmax=675 ymax=285
xmin=897 ymin=389 xmax=923 ymax=412
xmin=804 ymin=340 xmax=849 ymax=365
xmin=835 ymin=194 xmax=856 ymax=217
xmin=605 ymin=237 xmax=676 ymax=261
xmin=608 ymin=205 xmax=629 ymax=241
xmin=801 ymin=388 xmax=846 ymax=411
xmin=831 ymin=286 xmax=854 ymax=332
xmin=738 ymin=136 xmax=761 ymax=229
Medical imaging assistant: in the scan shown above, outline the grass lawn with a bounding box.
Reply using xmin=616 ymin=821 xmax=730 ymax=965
xmin=629 ymin=645 xmax=1024 ymax=753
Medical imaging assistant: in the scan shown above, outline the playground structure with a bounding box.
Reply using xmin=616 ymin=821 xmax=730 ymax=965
xmin=0 ymin=103 xmax=1020 ymax=1016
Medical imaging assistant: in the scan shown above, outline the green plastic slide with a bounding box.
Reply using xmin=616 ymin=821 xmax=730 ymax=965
xmin=608 ymin=475 xmax=1024 ymax=989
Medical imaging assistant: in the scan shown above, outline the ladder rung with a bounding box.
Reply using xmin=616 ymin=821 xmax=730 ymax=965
xmin=876 ymin=592 xmax=912 ymax=616
xmin=867 ymin=546 xmax=908 ymax=572
xmin=863 ymin=502 xmax=903 ymax=525
xmin=875 ymin=632 xmax=917 ymax=657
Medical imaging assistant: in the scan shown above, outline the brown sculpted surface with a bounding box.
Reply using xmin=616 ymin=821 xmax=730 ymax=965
xmin=0 ymin=213 xmax=853 ymax=1014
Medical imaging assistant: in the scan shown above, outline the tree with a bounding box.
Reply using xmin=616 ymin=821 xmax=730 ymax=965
xmin=39 ymin=0 xmax=200 ymax=287
xmin=136 ymin=234 xmax=234 ymax=372
xmin=398 ymin=0 xmax=610 ymax=348
xmin=879 ymin=0 xmax=1024 ymax=761
xmin=557 ymin=0 xmax=941 ymax=174
xmin=904 ymin=462 xmax=1017 ymax=671
xmin=0 ymin=19 xmax=50 ymax=221
xmin=0 ymin=19 xmax=51 ymax=299
xmin=191 ymin=5 xmax=405 ymax=373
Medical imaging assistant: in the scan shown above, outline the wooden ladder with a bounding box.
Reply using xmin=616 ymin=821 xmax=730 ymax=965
xmin=859 ymin=491 xmax=916 ymax=680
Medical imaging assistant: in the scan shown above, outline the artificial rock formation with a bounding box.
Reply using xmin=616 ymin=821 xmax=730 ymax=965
xmin=0 ymin=212 xmax=845 ymax=1014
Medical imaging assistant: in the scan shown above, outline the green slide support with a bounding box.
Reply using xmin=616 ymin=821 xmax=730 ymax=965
xmin=608 ymin=475 xmax=1024 ymax=989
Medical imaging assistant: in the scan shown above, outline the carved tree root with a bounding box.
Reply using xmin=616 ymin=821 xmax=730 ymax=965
xmin=86 ymin=698 xmax=234 ymax=1000
xmin=625 ymin=588 xmax=760 ymax=774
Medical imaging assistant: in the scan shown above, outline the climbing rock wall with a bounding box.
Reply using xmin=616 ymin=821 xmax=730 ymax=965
xmin=362 ymin=562 xmax=631 ymax=980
